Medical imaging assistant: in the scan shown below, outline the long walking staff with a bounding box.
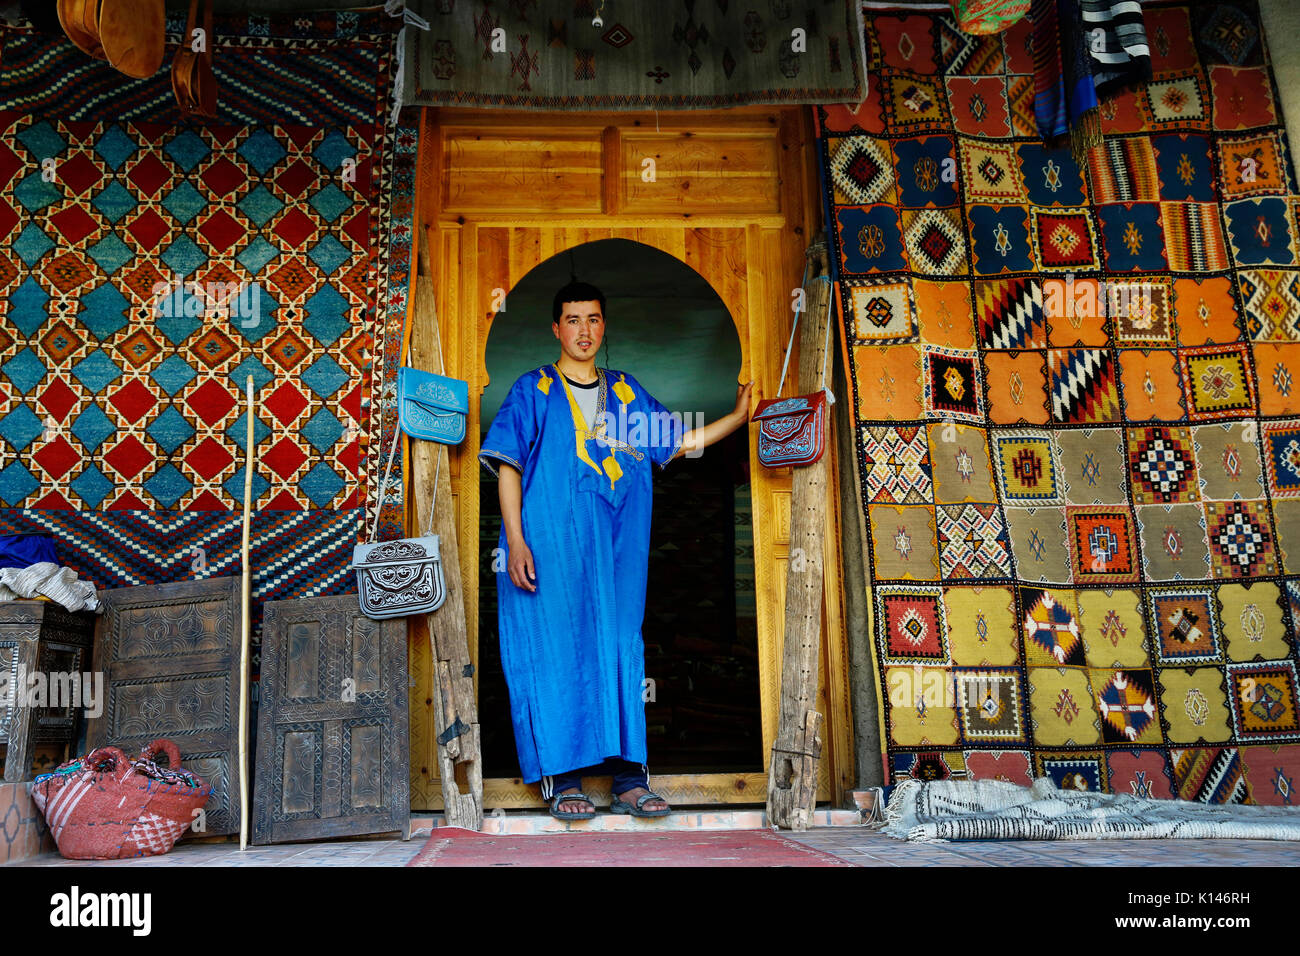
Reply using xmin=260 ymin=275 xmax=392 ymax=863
xmin=238 ymin=374 xmax=254 ymax=849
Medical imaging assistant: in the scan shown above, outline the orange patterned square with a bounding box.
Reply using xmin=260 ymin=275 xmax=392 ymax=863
xmin=985 ymin=350 xmax=1048 ymax=424
xmin=1118 ymin=348 xmax=1185 ymax=421
xmin=820 ymin=89 xmax=885 ymax=135
xmin=853 ymin=345 xmax=922 ymax=420
xmin=1172 ymin=276 xmax=1241 ymax=345
xmin=1253 ymin=343 xmax=1300 ymax=415
xmin=1099 ymin=87 xmax=1150 ymax=135
xmin=1046 ymin=277 xmax=1109 ymax=346
xmin=914 ymin=279 xmax=975 ymax=348
xmin=1218 ymin=132 xmax=1286 ymax=199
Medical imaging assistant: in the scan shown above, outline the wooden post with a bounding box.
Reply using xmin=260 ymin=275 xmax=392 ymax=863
xmin=766 ymin=239 xmax=832 ymax=831
xmin=408 ymin=241 xmax=484 ymax=830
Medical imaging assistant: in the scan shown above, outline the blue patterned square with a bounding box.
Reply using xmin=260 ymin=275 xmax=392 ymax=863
xmin=1017 ymin=144 xmax=1086 ymax=206
xmin=1098 ymin=203 xmax=1167 ymax=272
xmin=1225 ymin=197 xmax=1296 ymax=267
xmin=891 ymin=136 xmax=958 ymax=208
xmin=836 ymin=204 xmax=907 ymax=274
xmin=1153 ymin=133 xmax=1215 ymax=202
xmin=967 ymin=205 xmax=1033 ymax=274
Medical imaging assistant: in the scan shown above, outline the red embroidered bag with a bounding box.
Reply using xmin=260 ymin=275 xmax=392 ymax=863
xmin=752 ymin=274 xmax=836 ymax=468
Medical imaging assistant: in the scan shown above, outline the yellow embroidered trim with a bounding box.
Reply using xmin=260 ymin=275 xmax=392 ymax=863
xmin=613 ymin=373 xmax=635 ymax=406
xmin=536 ymin=367 xmax=552 ymax=394
xmin=555 ymin=364 xmax=602 ymax=476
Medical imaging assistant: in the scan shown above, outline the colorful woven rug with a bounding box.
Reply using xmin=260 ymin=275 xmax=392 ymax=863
xmin=0 ymin=11 xmax=414 ymax=659
xmin=405 ymin=827 xmax=851 ymax=867
xmin=822 ymin=0 xmax=1300 ymax=805
xmin=402 ymin=0 xmax=866 ymax=110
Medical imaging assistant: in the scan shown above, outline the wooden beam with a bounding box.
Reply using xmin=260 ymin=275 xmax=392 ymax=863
xmin=409 ymin=239 xmax=484 ymax=831
xmin=766 ymin=239 xmax=831 ymax=831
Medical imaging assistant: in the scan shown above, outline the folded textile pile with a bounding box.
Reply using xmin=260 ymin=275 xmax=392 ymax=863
xmin=0 ymin=562 xmax=100 ymax=613
xmin=880 ymin=777 xmax=1300 ymax=842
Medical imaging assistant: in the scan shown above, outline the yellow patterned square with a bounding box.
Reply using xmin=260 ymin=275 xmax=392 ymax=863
xmin=1180 ymin=346 xmax=1256 ymax=419
xmin=1218 ymin=582 xmax=1289 ymax=662
xmin=1159 ymin=666 xmax=1233 ymax=743
xmin=885 ymin=666 xmax=960 ymax=746
xmin=1028 ymin=667 xmax=1101 ymax=746
xmin=1078 ymin=589 xmax=1150 ymax=668
xmin=945 ymin=586 xmax=1018 ymax=666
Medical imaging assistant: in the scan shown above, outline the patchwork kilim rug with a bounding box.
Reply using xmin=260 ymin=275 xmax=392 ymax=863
xmin=0 ymin=11 xmax=413 ymax=664
xmin=822 ymin=0 xmax=1300 ymax=804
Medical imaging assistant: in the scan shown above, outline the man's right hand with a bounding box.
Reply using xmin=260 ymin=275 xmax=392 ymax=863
xmin=507 ymin=538 xmax=537 ymax=592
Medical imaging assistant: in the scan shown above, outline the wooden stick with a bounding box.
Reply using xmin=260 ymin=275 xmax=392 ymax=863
xmin=238 ymin=374 xmax=253 ymax=850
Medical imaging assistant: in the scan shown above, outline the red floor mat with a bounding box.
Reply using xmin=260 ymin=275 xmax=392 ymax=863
xmin=406 ymin=828 xmax=852 ymax=867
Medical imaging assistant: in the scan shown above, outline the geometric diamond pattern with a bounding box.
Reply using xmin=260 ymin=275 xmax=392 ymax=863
xmin=0 ymin=29 xmax=397 ymax=516
xmin=937 ymin=502 xmax=1011 ymax=578
xmin=860 ymin=425 xmax=931 ymax=504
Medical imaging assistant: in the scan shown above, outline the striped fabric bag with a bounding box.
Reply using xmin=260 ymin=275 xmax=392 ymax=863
xmin=29 ymin=740 xmax=212 ymax=860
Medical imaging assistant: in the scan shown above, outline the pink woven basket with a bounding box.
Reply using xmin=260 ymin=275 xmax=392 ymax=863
xmin=29 ymin=739 xmax=213 ymax=860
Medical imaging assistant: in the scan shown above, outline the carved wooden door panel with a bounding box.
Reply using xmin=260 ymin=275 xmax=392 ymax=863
xmin=253 ymin=595 xmax=409 ymax=844
xmin=88 ymin=576 xmax=242 ymax=836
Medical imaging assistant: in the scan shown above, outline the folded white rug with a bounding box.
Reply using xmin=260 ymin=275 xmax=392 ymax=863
xmin=0 ymin=562 xmax=100 ymax=613
xmin=880 ymin=777 xmax=1300 ymax=842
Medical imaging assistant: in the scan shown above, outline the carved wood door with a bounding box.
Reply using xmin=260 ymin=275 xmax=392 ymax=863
xmin=88 ymin=576 xmax=242 ymax=836
xmin=253 ymin=595 xmax=409 ymax=844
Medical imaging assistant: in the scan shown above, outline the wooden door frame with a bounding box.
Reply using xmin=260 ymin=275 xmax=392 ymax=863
xmin=406 ymin=106 xmax=854 ymax=809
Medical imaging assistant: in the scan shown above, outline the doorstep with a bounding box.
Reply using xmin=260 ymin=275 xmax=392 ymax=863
xmin=410 ymin=807 xmax=866 ymax=836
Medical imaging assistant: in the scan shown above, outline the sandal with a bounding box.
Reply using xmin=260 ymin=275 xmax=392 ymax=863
xmin=610 ymin=790 xmax=671 ymax=818
xmin=549 ymin=790 xmax=596 ymax=820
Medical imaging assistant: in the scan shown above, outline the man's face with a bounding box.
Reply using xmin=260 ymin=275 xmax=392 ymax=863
xmin=553 ymin=299 xmax=604 ymax=362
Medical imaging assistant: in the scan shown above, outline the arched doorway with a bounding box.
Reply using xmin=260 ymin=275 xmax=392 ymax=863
xmin=407 ymin=106 xmax=854 ymax=809
xmin=478 ymin=238 xmax=760 ymax=781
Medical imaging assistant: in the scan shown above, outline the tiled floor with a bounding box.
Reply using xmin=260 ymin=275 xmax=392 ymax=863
xmin=784 ymin=828 xmax=1300 ymax=866
xmin=12 ymin=823 xmax=1300 ymax=866
xmin=17 ymin=838 xmax=422 ymax=867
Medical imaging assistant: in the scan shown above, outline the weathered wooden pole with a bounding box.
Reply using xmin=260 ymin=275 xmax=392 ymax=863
xmin=766 ymin=238 xmax=832 ymax=831
xmin=408 ymin=241 xmax=484 ymax=830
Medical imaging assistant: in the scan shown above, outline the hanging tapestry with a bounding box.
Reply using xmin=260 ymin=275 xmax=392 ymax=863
xmin=822 ymin=1 xmax=1300 ymax=805
xmin=0 ymin=10 xmax=412 ymax=663
xmin=401 ymin=0 xmax=865 ymax=110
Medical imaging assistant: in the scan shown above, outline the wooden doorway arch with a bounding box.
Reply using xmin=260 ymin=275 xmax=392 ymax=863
xmin=407 ymin=106 xmax=853 ymax=809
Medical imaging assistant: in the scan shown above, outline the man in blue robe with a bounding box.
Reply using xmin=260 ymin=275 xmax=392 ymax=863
xmin=478 ymin=281 xmax=753 ymax=818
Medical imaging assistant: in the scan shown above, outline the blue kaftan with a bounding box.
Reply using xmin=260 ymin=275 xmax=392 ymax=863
xmin=478 ymin=365 xmax=684 ymax=783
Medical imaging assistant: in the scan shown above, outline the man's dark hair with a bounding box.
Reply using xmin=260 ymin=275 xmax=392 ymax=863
xmin=552 ymin=281 xmax=606 ymax=323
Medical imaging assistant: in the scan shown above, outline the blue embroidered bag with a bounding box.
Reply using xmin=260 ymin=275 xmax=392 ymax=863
xmin=398 ymin=366 xmax=469 ymax=445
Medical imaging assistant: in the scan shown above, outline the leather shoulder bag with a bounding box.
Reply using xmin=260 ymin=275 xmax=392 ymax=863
xmin=751 ymin=273 xmax=837 ymax=468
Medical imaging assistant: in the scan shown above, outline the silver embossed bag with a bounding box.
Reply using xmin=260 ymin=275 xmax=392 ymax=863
xmin=350 ymin=407 xmax=450 ymax=620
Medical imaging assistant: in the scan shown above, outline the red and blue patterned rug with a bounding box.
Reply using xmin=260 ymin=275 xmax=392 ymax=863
xmin=0 ymin=10 xmax=413 ymax=661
